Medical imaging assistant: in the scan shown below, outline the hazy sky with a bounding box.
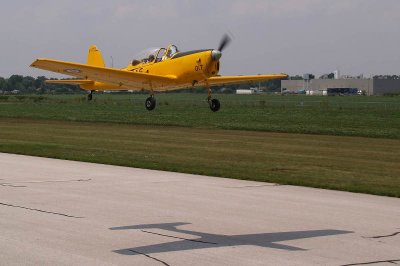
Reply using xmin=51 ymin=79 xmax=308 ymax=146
xmin=1 ymin=0 xmax=399 ymax=78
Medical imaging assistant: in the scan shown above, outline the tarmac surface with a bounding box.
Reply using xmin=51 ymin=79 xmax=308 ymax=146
xmin=0 ymin=152 xmax=399 ymax=266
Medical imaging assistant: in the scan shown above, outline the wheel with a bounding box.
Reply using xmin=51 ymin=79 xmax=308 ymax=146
xmin=87 ymin=93 xmax=93 ymax=101
xmin=209 ymin=98 xmax=220 ymax=112
xmin=145 ymin=96 xmax=156 ymax=111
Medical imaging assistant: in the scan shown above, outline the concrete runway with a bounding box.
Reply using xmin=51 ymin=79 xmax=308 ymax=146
xmin=0 ymin=153 xmax=399 ymax=266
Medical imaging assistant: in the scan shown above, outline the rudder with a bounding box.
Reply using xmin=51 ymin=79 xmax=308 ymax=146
xmin=87 ymin=45 xmax=105 ymax=67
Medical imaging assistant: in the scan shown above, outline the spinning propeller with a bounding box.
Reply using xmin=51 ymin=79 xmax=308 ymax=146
xmin=211 ymin=34 xmax=232 ymax=61
xmin=218 ymin=34 xmax=232 ymax=52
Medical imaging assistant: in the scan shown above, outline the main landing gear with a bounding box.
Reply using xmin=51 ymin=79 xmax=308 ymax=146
xmin=143 ymin=93 xmax=219 ymax=112
xmin=145 ymin=95 xmax=156 ymax=111
xmin=207 ymin=87 xmax=220 ymax=112
xmin=208 ymin=98 xmax=220 ymax=112
xmin=87 ymin=90 xmax=93 ymax=101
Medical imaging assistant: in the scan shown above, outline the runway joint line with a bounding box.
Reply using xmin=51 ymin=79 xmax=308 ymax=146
xmin=363 ymin=230 xmax=400 ymax=239
xmin=0 ymin=178 xmax=91 ymax=188
xmin=141 ymin=230 xmax=218 ymax=245
xmin=0 ymin=202 xmax=84 ymax=218
xmin=341 ymin=259 xmax=400 ymax=265
xmin=126 ymin=249 xmax=170 ymax=266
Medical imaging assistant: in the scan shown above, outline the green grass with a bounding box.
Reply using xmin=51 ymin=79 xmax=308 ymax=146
xmin=0 ymin=118 xmax=399 ymax=197
xmin=0 ymin=93 xmax=399 ymax=138
xmin=1 ymin=94 xmax=399 ymax=197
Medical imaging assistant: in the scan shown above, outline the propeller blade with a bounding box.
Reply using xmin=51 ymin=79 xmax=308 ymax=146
xmin=218 ymin=34 xmax=231 ymax=52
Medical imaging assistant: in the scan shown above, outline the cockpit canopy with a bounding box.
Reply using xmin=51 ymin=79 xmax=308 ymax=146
xmin=132 ymin=45 xmax=179 ymax=66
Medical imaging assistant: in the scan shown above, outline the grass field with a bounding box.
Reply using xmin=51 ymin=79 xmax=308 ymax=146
xmin=0 ymin=93 xmax=399 ymax=138
xmin=0 ymin=94 xmax=399 ymax=197
xmin=0 ymin=118 xmax=399 ymax=197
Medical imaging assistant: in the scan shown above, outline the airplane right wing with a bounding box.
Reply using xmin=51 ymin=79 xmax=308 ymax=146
xmin=155 ymin=74 xmax=289 ymax=92
xmin=205 ymin=74 xmax=288 ymax=87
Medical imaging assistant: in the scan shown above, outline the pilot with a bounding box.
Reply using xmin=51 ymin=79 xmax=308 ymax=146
xmin=132 ymin=59 xmax=140 ymax=66
xmin=148 ymin=54 xmax=155 ymax=62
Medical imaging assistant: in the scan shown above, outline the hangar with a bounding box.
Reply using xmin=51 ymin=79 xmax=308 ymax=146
xmin=281 ymin=78 xmax=400 ymax=96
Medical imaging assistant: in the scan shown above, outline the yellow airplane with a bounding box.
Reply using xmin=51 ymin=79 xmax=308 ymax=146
xmin=30 ymin=35 xmax=287 ymax=112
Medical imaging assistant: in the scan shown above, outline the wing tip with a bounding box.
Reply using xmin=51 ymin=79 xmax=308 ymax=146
xmin=30 ymin=59 xmax=39 ymax=67
xmin=30 ymin=58 xmax=49 ymax=68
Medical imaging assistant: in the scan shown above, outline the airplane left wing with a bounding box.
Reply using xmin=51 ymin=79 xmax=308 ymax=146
xmin=205 ymin=74 xmax=288 ymax=87
xmin=30 ymin=58 xmax=177 ymax=90
xmin=45 ymin=80 xmax=95 ymax=85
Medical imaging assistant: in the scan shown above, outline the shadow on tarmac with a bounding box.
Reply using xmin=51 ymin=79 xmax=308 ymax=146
xmin=110 ymin=222 xmax=352 ymax=255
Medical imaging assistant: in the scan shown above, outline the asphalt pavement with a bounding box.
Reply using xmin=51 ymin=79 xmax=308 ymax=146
xmin=0 ymin=153 xmax=399 ymax=266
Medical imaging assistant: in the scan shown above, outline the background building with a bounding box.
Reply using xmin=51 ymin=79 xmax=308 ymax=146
xmin=281 ymin=78 xmax=400 ymax=96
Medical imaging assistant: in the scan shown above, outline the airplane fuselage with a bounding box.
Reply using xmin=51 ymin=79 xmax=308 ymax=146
xmin=81 ymin=50 xmax=219 ymax=91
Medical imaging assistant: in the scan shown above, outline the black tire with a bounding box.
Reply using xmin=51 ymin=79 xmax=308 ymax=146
xmin=87 ymin=93 xmax=93 ymax=101
xmin=145 ymin=97 xmax=156 ymax=111
xmin=209 ymin=98 xmax=220 ymax=112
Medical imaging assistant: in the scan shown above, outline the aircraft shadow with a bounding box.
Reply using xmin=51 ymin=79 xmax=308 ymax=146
xmin=110 ymin=222 xmax=352 ymax=255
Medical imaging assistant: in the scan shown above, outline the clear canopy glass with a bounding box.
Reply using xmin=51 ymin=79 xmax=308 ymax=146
xmin=132 ymin=45 xmax=179 ymax=65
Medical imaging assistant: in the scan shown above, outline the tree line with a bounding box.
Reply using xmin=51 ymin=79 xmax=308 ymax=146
xmin=2 ymin=74 xmax=399 ymax=94
xmin=0 ymin=74 xmax=284 ymax=94
xmin=373 ymin=75 xmax=400 ymax=80
xmin=0 ymin=75 xmax=81 ymax=94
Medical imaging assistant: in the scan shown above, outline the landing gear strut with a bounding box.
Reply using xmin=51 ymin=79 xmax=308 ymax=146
xmin=145 ymin=95 xmax=156 ymax=111
xmin=207 ymin=87 xmax=220 ymax=112
xmin=87 ymin=90 xmax=93 ymax=101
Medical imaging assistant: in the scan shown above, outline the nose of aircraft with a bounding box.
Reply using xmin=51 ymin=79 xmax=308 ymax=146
xmin=211 ymin=50 xmax=222 ymax=61
xmin=211 ymin=34 xmax=231 ymax=61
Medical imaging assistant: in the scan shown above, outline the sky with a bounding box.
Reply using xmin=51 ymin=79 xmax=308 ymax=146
xmin=1 ymin=0 xmax=399 ymax=78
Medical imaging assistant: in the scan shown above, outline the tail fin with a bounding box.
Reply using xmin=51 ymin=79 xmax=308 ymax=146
xmin=87 ymin=45 xmax=105 ymax=67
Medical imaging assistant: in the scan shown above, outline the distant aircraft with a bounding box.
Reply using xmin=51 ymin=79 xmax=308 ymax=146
xmin=30 ymin=35 xmax=287 ymax=112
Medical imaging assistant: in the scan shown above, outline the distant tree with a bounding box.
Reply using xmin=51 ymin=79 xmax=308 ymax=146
xmin=290 ymin=75 xmax=303 ymax=80
xmin=373 ymin=75 xmax=400 ymax=80
xmin=35 ymin=76 xmax=47 ymax=88
xmin=22 ymin=76 xmax=36 ymax=92
xmin=7 ymin=75 xmax=24 ymax=91
xmin=220 ymin=87 xmax=235 ymax=94
xmin=263 ymin=79 xmax=282 ymax=92
xmin=320 ymin=73 xmax=334 ymax=79
xmin=0 ymin=77 xmax=6 ymax=90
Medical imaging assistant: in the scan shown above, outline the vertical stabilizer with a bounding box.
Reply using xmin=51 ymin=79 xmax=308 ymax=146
xmin=87 ymin=45 xmax=105 ymax=67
